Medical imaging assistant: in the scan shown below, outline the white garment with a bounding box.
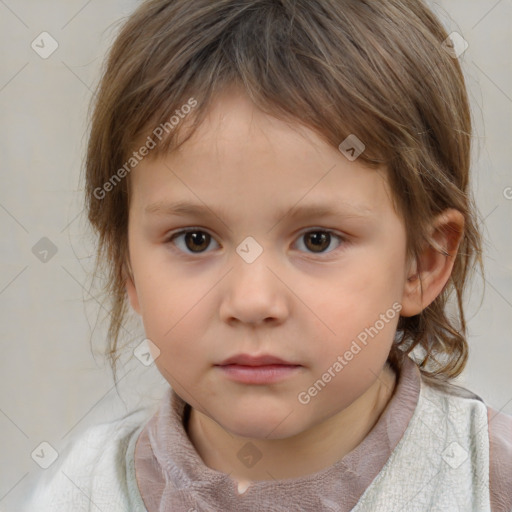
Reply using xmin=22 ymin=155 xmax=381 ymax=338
xmin=352 ymin=381 xmax=490 ymax=511
xmin=21 ymin=376 xmax=492 ymax=511
xmin=21 ymin=409 xmax=151 ymax=512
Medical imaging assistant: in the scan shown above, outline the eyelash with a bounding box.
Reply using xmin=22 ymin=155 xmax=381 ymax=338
xmin=165 ymin=227 xmax=348 ymax=258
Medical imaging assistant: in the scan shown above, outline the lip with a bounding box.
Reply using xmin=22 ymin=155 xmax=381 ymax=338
xmin=217 ymin=353 xmax=299 ymax=366
xmin=215 ymin=353 xmax=302 ymax=384
xmin=216 ymin=364 xmax=301 ymax=384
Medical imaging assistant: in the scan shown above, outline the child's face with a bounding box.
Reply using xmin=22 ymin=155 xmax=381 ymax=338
xmin=126 ymin=87 xmax=412 ymax=439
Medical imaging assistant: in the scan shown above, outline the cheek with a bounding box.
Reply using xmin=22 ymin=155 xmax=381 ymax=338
xmin=149 ymin=317 xmax=205 ymax=387
xmin=308 ymin=255 xmax=402 ymax=373
xmin=132 ymin=255 xmax=189 ymax=330
xmin=136 ymin=274 xmax=212 ymax=372
xmin=318 ymin=262 xmax=401 ymax=335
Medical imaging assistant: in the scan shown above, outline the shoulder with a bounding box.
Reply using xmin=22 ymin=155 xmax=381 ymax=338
xmin=419 ymin=374 xmax=490 ymax=432
xmin=486 ymin=405 xmax=512 ymax=512
xmin=21 ymin=407 xmax=152 ymax=512
xmin=420 ymin=377 xmax=512 ymax=511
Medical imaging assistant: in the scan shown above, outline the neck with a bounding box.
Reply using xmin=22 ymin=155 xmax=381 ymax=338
xmin=186 ymin=363 xmax=397 ymax=484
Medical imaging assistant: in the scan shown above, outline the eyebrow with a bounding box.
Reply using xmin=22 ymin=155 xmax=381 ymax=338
xmin=144 ymin=199 xmax=374 ymax=223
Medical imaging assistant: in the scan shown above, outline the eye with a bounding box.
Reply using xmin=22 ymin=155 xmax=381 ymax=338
xmin=167 ymin=229 xmax=219 ymax=254
xmin=294 ymin=229 xmax=345 ymax=255
xmin=166 ymin=228 xmax=346 ymax=256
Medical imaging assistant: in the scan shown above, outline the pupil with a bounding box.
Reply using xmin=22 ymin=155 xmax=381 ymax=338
xmin=306 ymin=232 xmax=329 ymax=252
xmin=186 ymin=231 xmax=209 ymax=252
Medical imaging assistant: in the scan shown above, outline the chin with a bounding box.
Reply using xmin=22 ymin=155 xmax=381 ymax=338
xmin=220 ymin=414 xmax=305 ymax=440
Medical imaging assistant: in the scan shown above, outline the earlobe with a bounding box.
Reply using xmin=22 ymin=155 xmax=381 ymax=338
xmin=400 ymin=209 xmax=464 ymax=317
xmin=124 ymin=261 xmax=142 ymax=316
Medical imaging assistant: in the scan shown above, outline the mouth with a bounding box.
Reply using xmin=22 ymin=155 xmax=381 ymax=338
xmin=215 ymin=363 xmax=301 ymax=384
xmin=215 ymin=353 xmax=302 ymax=384
xmin=216 ymin=353 xmax=300 ymax=367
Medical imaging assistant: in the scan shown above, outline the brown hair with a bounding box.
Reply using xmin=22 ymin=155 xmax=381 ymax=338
xmin=84 ymin=0 xmax=484 ymax=384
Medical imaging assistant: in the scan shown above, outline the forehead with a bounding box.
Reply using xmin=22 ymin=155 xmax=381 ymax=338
xmin=173 ymin=87 xmax=333 ymax=166
xmin=130 ymin=88 xmax=394 ymax=221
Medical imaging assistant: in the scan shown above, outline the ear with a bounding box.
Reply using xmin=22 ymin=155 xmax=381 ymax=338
xmin=401 ymin=209 xmax=464 ymax=317
xmin=124 ymin=259 xmax=142 ymax=316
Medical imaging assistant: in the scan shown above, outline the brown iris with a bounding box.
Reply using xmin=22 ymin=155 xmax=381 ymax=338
xmin=303 ymin=231 xmax=331 ymax=253
xmin=184 ymin=231 xmax=211 ymax=252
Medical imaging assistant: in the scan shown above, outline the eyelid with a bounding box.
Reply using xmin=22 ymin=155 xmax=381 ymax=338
xmin=167 ymin=226 xmax=216 ymax=242
xmin=166 ymin=227 xmax=220 ymax=255
xmin=293 ymin=228 xmax=347 ymax=256
xmin=165 ymin=226 xmax=348 ymax=256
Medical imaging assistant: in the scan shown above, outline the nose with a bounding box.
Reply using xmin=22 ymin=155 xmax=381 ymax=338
xmin=219 ymin=251 xmax=289 ymax=326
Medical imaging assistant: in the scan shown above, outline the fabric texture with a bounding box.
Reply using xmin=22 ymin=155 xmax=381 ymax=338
xmin=488 ymin=405 xmax=512 ymax=512
xmin=21 ymin=408 xmax=152 ymax=512
xmin=20 ymin=355 xmax=512 ymax=511
xmin=351 ymin=377 xmax=491 ymax=511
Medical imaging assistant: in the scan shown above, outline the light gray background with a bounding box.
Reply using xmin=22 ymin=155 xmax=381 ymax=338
xmin=0 ymin=1 xmax=511 ymax=509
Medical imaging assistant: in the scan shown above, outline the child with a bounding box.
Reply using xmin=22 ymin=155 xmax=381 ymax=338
xmin=24 ymin=0 xmax=512 ymax=510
